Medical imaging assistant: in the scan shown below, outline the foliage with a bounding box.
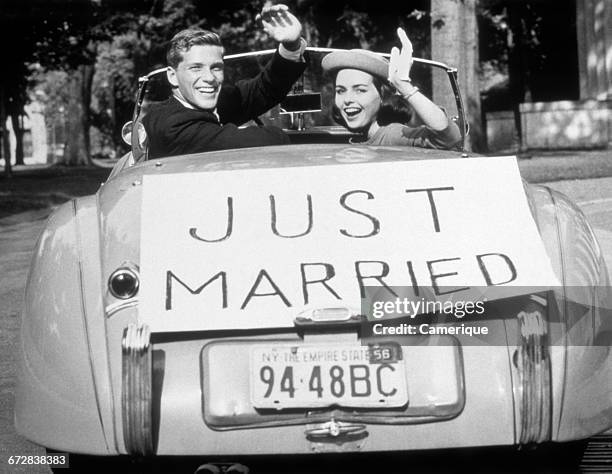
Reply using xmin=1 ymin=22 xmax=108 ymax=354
xmin=201 ymin=1 xmax=430 ymax=56
xmin=477 ymin=0 xmax=579 ymax=111
xmin=36 ymin=0 xmax=435 ymax=159
xmin=92 ymin=34 xmax=142 ymax=156
xmin=6 ymin=0 xmax=458 ymax=165
xmin=0 ymin=0 xmax=42 ymax=172
xmin=31 ymin=69 xmax=71 ymax=126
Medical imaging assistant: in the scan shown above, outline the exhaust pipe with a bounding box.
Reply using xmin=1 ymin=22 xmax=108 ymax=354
xmin=195 ymin=463 xmax=250 ymax=474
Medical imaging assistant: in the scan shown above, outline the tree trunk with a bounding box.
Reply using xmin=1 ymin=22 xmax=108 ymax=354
xmin=81 ymin=63 xmax=94 ymax=162
xmin=431 ymin=0 xmax=485 ymax=152
xmin=507 ymin=3 xmax=532 ymax=149
xmin=62 ymin=66 xmax=94 ymax=166
xmin=0 ymin=89 xmax=12 ymax=178
xmin=10 ymin=112 xmax=24 ymax=166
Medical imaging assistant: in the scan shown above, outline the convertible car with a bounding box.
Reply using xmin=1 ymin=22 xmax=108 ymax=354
xmin=15 ymin=49 xmax=612 ymax=472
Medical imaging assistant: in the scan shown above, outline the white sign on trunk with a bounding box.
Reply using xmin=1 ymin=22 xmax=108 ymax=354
xmin=139 ymin=157 xmax=559 ymax=333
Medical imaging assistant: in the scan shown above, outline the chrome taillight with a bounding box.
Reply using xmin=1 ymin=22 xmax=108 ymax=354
xmin=122 ymin=323 xmax=153 ymax=455
xmin=108 ymin=263 xmax=140 ymax=299
xmin=516 ymin=294 xmax=552 ymax=444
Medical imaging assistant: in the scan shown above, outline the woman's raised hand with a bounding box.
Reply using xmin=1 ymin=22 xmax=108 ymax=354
xmin=388 ymin=27 xmax=415 ymax=94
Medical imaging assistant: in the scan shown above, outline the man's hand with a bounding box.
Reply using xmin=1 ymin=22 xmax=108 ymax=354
xmin=388 ymin=27 xmax=415 ymax=96
xmin=256 ymin=3 xmax=302 ymax=51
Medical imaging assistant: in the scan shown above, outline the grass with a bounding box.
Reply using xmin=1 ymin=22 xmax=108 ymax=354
xmin=514 ymin=149 xmax=612 ymax=183
xmin=0 ymin=165 xmax=111 ymax=220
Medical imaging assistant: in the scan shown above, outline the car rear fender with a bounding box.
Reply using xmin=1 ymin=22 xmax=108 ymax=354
xmin=15 ymin=197 xmax=114 ymax=454
xmin=525 ymin=183 xmax=612 ymax=441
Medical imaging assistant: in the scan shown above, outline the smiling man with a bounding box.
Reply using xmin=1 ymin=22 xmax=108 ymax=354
xmin=143 ymin=4 xmax=307 ymax=159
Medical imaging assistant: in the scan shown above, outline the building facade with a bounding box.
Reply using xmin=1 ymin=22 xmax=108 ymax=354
xmin=519 ymin=0 xmax=611 ymax=150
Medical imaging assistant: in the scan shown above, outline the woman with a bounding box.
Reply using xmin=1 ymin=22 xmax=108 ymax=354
xmin=321 ymin=28 xmax=462 ymax=150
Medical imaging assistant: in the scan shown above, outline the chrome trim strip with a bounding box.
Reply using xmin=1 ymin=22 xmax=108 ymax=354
xmin=137 ymin=67 xmax=169 ymax=84
xmin=547 ymin=187 xmax=570 ymax=439
xmin=96 ymin=190 xmax=121 ymax=453
xmin=294 ymin=306 xmax=362 ymax=324
xmin=105 ymin=299 xmax=138 ymax=318
xmin=305 ymin=418 xmax=367 ymax=438
xmin=224 ymin=48 xmax=455 ymax=71
xmin=447 ymin=68 xmax=468 ymax=151
xmin=224 ymin=48 xmax=276 ymax=59
xmin=122 ymin=323 xmax=154 ymax=455
xmin=73 ymin=199 xmax=111 ymax=451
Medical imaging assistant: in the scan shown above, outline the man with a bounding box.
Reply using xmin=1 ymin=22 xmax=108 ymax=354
xmin=143 ymin=4 xmax=306 ymax=159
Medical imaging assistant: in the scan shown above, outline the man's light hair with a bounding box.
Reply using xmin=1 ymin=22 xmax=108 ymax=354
xmin=167 ymin=29 xmax=223 ymax=68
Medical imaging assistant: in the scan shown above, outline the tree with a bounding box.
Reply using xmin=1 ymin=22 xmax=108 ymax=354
xmin=88 ymin=0 xmax=201 ymax=156
xmin=0 ymin=89 xmax=12 ymax=178
xmin=9 ymin=113 xmax=25 ymax=166
xmin=27 ymin=0 xmax=180 ymax=165
xmin=4 ymin=0 xmax=484 ymax=173
xmin=478 ymin=0 xmax=580 ymax=150
xmin=31 ymin=1 xmax=107 ymax=165
xmin=4 ymin=77 xmax=28 ymax=167
xmin=0 ymin=0 xmax=36 ymax=176
xmin=431 ymin=0 xmax=485 ymax=152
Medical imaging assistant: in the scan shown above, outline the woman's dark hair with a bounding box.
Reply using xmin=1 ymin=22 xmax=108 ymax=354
xmin=331 ymin=75 xmax=413 ymax=131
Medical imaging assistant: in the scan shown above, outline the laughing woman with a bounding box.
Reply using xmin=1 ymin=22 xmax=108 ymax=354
xmin=321 ymin=28 xmax=461 ymax=150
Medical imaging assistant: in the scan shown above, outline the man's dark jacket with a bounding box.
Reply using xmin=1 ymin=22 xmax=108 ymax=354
xmin=143 ymin=52 xmax=306 ymax=159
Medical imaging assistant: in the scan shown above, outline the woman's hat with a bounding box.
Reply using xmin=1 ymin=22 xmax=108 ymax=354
xmin=321 ymin=49 xmax=389 ymax=80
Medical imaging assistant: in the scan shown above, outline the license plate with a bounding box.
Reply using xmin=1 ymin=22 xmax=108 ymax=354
xmin=250 ymin=344 xmax=408 ymax=409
